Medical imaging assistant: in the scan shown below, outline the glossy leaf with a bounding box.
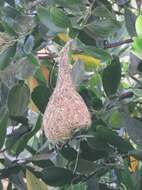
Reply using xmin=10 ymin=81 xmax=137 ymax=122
xmin=93 ymin=126 xmax=133 ymax=153
xmin=135 ymin=15 xmax=142 ymax=37
xmin=102 ymin=57 xmax=121 ymax=96
xmin=32 ymin=167 xmax=74 ymax=187
xmin=81 ymin=45 xmax=111 ymax=63
xmin=86 ymin=19 xmax=121 ymax=38
xmin=132 ymin=37 xmax=142 ymax=60
xmin=50 ymin=7 xmax=71 ymax=28
xmin=8 ymin=83 xmax=30 ymax=117
xmin=60 ymin=144 xmax=77 ymax=161
xmin=80 ymin=140 xmax=108 ymax=161
xmin=31 ymin=85 xmax=52 ymax=113
xmin=71 ymin=159 xmax=97 ymax=175
xmin=0 ymin=45 xmax=16 ymax=70
xmin=37 ymin=6 xmax=63 ymax=34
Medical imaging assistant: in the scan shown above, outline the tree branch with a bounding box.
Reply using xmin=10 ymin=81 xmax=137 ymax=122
xmin=104 ymin=38 xmax=133 ymax=49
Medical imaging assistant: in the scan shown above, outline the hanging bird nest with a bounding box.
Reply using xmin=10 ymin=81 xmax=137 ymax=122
xmin=43 ymin=41 xmax=91 ymax=141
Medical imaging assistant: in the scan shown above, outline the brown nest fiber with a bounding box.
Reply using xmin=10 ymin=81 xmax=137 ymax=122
xmin=43 ymin=41 xmax=91 ymax=141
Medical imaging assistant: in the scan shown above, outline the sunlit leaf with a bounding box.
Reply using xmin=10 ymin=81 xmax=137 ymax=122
xmin=26 ymin=170 xmax=48 ymax=190
xmin=135 ymin=15 xmax=142 ymax=37
xmin=72 ymin=54 xmax=101 ymax=67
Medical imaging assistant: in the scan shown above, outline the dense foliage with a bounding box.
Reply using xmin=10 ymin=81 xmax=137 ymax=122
xmin=0 ymin=0 xmax=142 ymax=189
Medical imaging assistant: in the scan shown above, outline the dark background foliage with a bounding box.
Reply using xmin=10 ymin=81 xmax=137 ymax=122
xmin=0 ymin=0 xmax=142 ymax=189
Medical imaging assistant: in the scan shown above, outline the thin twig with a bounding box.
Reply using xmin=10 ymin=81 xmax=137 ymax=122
xmin=130 ymin=75 xmax=142 ymax=86
xmin=104 ymin=39 xmax=133 ymax=49
xmin=81 ymin=1 xmax=96 ymax=26
xmin=73 ymin=139 xmax=81 ymax=174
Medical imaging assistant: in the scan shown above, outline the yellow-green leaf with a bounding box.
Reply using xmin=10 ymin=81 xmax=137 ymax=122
xmin=26 ymin=170 xmax=48 ymax=190
xmin=58 ymin=32 xmax=70 ymax=42
xmin=136 ymin=15 xmax=142 ymax=37
xmin=72 ymin=54 xmax=101 ymax=67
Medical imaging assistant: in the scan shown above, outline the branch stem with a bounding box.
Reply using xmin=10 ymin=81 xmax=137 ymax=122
xmin=104 ymin=38 xmax=133 ymax=49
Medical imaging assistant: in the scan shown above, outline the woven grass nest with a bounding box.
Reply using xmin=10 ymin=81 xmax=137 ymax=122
xmin=43 ymin=41 xmax=91 ymax=141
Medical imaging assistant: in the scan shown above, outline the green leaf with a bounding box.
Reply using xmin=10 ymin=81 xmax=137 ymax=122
xmin=34 ymin=67 xmax=47 ymax=83
xmin=0 ymin=107 xmax=8 ymax=149
xmin=135 ymin=15 xmax=142 ymax=37
xmin=124 ymin=8 xmax=136 ymax=37
xmin=93 ymin=4 xmax=113 ymax=18
xmin=79 ymin=86 xmax=102 ymax=110
xmin=2 ymin=6 xmax=20 ymax=19
xmin=116 ymin=161 xmax=136 ymax=190
xmin=23 ymin=35 xmax=35 ymax=54
xmin=102 ymin=57 xmax=121 ymax=96
xmin=132 ymin=37 xmax=142 ymax=60
xmin=0 ymin=166 xmax=22 ymax=179
xmin=60 ymin=144 xmax=77 ymax=161
xmin=75 ymin=40 xmax=111 ymax=62
xmin=37 ymin=6 xmax=63 ymax=34
xmin=93 ymin=126 xmax=133 ymax=153
xmin=0 ymin=45 xmax=16 ymax=70
xmin=71 ymin=159 xmax=97 ymax=175
xmin=6 ymin=125 xmax=30 ymax=151
xmin=86 ymin=46 xmax=111 ymax=62
xmin=33 ymin=167 xmax=74 ymax=187
xmin=80 ymin=140 xmax=108 ymax=161
xmin=86 ymin=19 xmax=121 ymax=38
xmin=9 ymin=114 xmax=42 ymax=155
xmin=14 ymin=15 xmax=35 ymax=34
xmin=50 ymin=6 xmax=71 ymax=28
xmin=109 ymin=110 xmax=123 ymax=128
xmin=27 ymin=54 xmax=40 ymax=66
xmin=31 ymin=85 xmax=52 ymax=113
xmin=8 ymin=83 xmax=30 ymax=117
